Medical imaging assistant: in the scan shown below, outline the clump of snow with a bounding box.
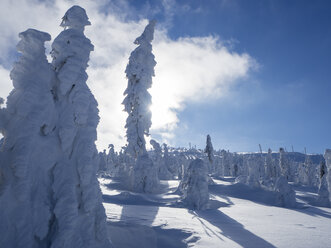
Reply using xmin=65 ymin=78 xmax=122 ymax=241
xmin=130 ymin=153 xmax=159 ymax=193
xmin=181 ymin=159 xmax=209 ymax=210
xmin=274 ymin=176 xmax=296 ymax=208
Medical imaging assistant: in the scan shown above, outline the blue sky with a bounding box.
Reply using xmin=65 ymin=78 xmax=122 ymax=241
xmin=126 ymin=0 xmax=331 ymax=153
xmin=0 ymin=0 xmax=330 ymax=154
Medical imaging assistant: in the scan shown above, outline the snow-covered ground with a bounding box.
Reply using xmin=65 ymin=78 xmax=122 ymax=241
xmin=100 ymin=177 xmax=331 ymax=248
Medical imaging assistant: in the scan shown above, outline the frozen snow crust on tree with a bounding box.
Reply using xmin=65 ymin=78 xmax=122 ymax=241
xmin=0 ymin=6 xmax=111 ymax=248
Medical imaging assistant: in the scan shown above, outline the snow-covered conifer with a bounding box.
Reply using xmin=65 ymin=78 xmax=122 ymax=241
xmin=123 ymin=20 xmax=156 ymax=158
xmin=317 ymin=174 xmax=330 ymax=207
xmin=0 ymin=29 xmax=57 ymax=248
xmin=265 ymin=148 xmax=274 ymax=179
xmin=130 ymin=153 xmax=159 ymax=193
xmin=181 ymin=159 xmax=209 ymax=210
xmin=204 ymin=134 xmax=214 ymax=164
xmin=151 ymin=139 xmax=172 ymax=180
xmin=274 ymin=176 xmax=296 ymax=208
xmin=279 ymin=148 xmax=289 ymax=179
xmin=50 ymin=6 xmax=111 ymax=247
xmin=324 ymin=149 xmax=331 ymax=204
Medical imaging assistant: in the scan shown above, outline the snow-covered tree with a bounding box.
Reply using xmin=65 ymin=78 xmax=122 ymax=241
xmin=130 ymin=153 xmax=159 ymax=193
xmin=50 ymin=6 xmax=111 ymax=247
xmin=279 ymin=148 xmax=289 ymax=179
xmin=123 ymin=20 xmax=156 ymax=158
xmin=274 ymin=176 xmax=296 ymax=208
xmin=204 ymin=134 xmax=214 ymax=164
xmin=0 ymin=29 xmax=58 ymax=248
xmin=265 ymin=148 xmax=274 ymax=179
xmin=324 ymin=149 xmax=331 ymax=204
xmin=317 ymin=174 xmax=330 ymax=207
xmin=181 ymin=159 xmax=209 ymax=210
xmin=150 ymin=139 xmax=172 ymax=180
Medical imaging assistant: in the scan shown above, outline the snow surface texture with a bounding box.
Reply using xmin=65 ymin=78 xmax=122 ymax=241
xmin=181 ymin=159 xmax=209 ymax=210
xmin=0 ymin=6 xmax=111 ymax=248
xmin=123 ymin=20 xmax=156 ymax=158
xmin=101 ymin=176 xmax=331 ymax=248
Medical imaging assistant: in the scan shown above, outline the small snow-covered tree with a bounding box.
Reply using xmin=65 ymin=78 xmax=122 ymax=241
xmin=0 ymin=29 xmax=57 ymax=248
xmin=123 ymin=20 xmax=156 ymax=158
xmin=317 ymin=173 xmax=330 ymax=207
xmin=181 ymin=159 xmax=209 ymax=210
xmin=324 ymin=149 xmax=331 ymax=204
xmin=274 ymin=176 xmax=296 ymax=208
xmin=204 ymin=134 xmax=214 ymax=163
xmin=150 ymin=139 xmax=172 ymax=180
xmin=279 ymin=148 xmax=289 ymax=179
xmin=130 ymin=153 xmax=159 ymax=193
xmin=265 ymin=148 xmax=274 ymax=179
xmin=50 ymin=6 xmax=111 ymax=247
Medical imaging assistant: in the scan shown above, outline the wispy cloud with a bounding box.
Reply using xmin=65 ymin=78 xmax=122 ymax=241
xmin=0 ymin=0 xmax=256 ymax=151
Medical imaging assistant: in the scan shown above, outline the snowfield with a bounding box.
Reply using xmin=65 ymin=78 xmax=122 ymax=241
xmin=100 ymin=177 xmax=331 ymax=248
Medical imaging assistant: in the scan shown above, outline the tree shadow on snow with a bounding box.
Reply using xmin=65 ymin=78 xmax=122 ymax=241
xmin=192 ymin=209 xmax=276 ymax=248
xmin=108 ymin=221 xmax=196 ymax=248
xmin=209 ymin=183 xmax=279 ymax=207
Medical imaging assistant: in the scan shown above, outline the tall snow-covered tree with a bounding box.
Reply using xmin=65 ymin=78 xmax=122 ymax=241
xmin=0 ymin=29 xmax=57 ymax=248
xmin=123 ymin=20 xmax=156 ymax=158
xmin=50 ymin=6 xmax=111 ymax=247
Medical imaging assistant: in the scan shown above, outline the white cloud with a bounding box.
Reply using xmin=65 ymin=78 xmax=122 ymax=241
xmin=0 ymin=0 xmax=256 ymax=151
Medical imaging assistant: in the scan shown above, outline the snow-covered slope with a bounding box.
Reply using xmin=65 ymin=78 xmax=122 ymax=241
xmin=100 ymin=176 xmax=331 ymax=248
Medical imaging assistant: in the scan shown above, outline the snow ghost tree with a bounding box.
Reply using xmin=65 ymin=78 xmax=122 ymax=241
xmin=181 ymin=159 xmax=209 ymax=210
xmin=0 ymin=29 xmax=58 ymax=248
xmin=130 ymin=153 xmax=159 ymax=193
xmin=265 ymin=148 xmax=274 ymax=180
xmin=123 ymin=20 xmax=157 ymax=158
xmin=274 ymin=176 xmax=296 ymax=208
xmin=150 ymin=139 xmax=172 ymax=180
xmin=204 ymin=134 xmax=214 ymax=163
xmin=123 ymin=20 xmax=159 ymax=192
xmin=50 ymin=6 xmax=111 ymax=247
xmin=324 ymin=149 xmax=331 ymax=205
xmin=279 ymin=148 xmax=289 ymax=180
xmin=204 ymin=134 xmax=215 ymax=173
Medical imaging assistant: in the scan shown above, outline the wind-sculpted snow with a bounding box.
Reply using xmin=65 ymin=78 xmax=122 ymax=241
xmin=0 ymin=6 xmax=111 ymax=248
